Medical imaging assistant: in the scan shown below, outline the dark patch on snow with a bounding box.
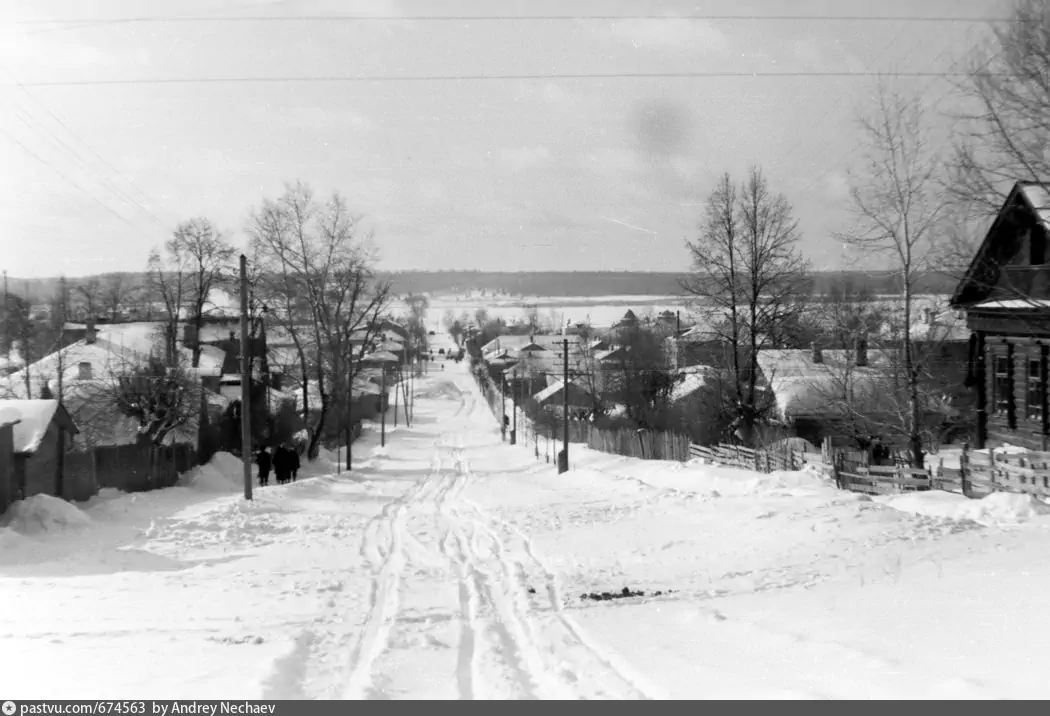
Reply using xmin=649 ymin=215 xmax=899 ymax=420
xmin=579 ymin=586 xmax=678 ymax=602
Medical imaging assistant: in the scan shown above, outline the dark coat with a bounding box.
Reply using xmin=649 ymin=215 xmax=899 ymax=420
xmin=273 ymin=447 xmax=292 ymax=475
xmin=256 ymin=450 xmax=272 ymax=475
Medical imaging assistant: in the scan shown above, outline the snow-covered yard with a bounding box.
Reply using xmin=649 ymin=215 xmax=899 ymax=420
xmin=3 ymin=362 xmax=1050 ymax=699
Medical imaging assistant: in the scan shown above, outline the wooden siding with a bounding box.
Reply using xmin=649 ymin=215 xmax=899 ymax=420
xmin=982 ymin=335 xmax=1050 ymax=450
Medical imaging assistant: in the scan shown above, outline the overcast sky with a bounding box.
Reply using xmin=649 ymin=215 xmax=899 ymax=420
xmin=0 ymin=0 xmax=1003 ymax=278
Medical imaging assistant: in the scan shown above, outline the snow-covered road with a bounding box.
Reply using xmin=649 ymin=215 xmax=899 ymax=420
xmin=7 ymin=360 xmax=1050 ymax=699
xmin=290 ymin=378 xmax=656 ymax=700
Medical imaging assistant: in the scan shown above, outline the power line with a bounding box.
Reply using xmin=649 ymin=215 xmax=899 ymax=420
xmin=3 ymin=14 xmax=1013 ymax=26
xmin=12 ymin=80 xmax=163 ymax=213
xmin=8 ymin=70 xmax=999 ymax=88
xmin=12 ymin=107 xmax=168 ymax=228
xmin=2 ymin=130 xmax=136 ymax=227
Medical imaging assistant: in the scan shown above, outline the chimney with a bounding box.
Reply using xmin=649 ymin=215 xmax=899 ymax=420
xmin=811 ymin=342 xmax=823 ymax=364
xmin=85 ymin=319 xmax=96 ymax=345
xmin=183 ymin=323 xmax=199 ymax=350
xmin=855 ymin=334 xmax=868 ymax=367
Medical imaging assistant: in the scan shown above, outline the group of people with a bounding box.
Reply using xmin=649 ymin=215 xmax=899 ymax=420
xmin=255 ymin=444 xmax=301 ymax=486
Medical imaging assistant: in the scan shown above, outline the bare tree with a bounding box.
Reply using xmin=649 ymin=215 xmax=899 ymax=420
xmin=950 ymin=0 xmax=1050 ymax=215
xmin=171 ymin=218 xmax=236 ymax=367
xmin=109 ymin=351 xmax=200 ymax=446
xmin=248 ymin=181 xmax=390 ymax=459
xmin=101 ymin=273 xmax=133 ymax=322
xmin=814 ymin=276 xmax=887 ymax=349
xmin=147 ymin=247 xmax=190 ymax=368
xmin=683 ymin=167 xmax=809 ymax=445
xmin=836 ymin=82 xmax=947 ymax=467
xmin=74 ymin=276 xmax=103 ymax=321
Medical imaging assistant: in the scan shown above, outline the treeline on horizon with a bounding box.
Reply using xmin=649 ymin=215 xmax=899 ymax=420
xmin=3 ymin=269 xmax=960 ymax=303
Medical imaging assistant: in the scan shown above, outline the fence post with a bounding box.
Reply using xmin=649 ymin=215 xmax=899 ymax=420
xmin=960 ymin=443 xmax=971 ymax=498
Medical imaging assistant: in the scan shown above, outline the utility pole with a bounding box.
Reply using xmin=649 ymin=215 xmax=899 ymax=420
xmin=380 ymin=366 xmax=387 ymax=448
xmin=501 ymin=372 xmax=507 ymax=441
xmin=2 ymin=270 xmax=7 ymax=357
xmin=393 ymin=360 xmax=400 ymax=428
xmin=510 ymin=365 xmax=517 ymax=445
xmin=558 ymin=334 xmax=569 ymax=474
xmin=239 ymin=254 xmax=253 ymax=501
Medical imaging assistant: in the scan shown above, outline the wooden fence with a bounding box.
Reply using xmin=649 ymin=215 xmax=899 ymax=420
xmin=570 ymin=422 xmax=691 ymax=461
xmin=932 ymin=448 xmax=1050 ymax=499
xmin=688 ymin=442 xmax=816 ymax=474
xmin=835 ymin=463 xmax=933 ymax=495
xmin=79 ymin=443 xmax=198 ymax=495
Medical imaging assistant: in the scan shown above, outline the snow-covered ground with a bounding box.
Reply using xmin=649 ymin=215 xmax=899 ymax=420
xmin=3 ymin=361 xmax=1050 ymax=699
xmin=413 ymin=295 xmax=689 ymax=331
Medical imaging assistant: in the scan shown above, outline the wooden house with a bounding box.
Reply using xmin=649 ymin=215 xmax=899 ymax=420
xmin=950 ymin=180 xmax=1050 ymax=450
xmin=0 ymin=399 xmax=79 ymax=512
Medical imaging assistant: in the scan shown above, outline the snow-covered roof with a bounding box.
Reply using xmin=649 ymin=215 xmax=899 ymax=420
xmin=757 ymin=349 xmax=897 ymax=419
xmin=532 ymin=378 xmax=591 ymax=406
xmin=1019 ymin=183 xmax=1050 ymax=229
xmin=973 ymin=298 xmax=1050 ymax=310
xmin=670 ymin=366 xmax=711 ymax=403
xmin=595 ymin=346 xmax=629 ymax=363
xmin=363 ymin=350 xmax=400 ymax=363
xmin=0 ymin=341 xmax=129 ymax=400
xmin=483 ymin=334 xmax=583 ymax=355
xmin=0 ymin=399 xmax=76 ymax=453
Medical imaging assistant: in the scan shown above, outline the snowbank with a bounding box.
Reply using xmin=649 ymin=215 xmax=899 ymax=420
xmin=180 ymin=451 xmax=246 ymax=492
xmin=878 ymin=490 xmax=1050 ymax=525
xmin=0 ymin=494 xmax=92 ymax=535
xmin=415 ymin=381 xmax=462 ymax=401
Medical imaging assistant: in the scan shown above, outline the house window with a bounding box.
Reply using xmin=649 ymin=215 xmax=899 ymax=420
xmin=77 ymin=361 xmax=93 ymax=380
xmin=1028 ymin=357 xmax=1046 ymax=422
xmin=992 ymin=355 xmax=1012 ymax=417
xmin=1033 ymin=227 xmax=1047 ymax=265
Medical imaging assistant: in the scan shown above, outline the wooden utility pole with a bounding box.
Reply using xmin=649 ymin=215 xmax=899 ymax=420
xmin=380 ymin=366 xmax=387 ymax=448
xmin=559 ymin=336 xmax=569 ymax=474
xmin=510 ymin=366 xmax=517 ymax=445
xmin=393 ymin=362 xmax=400 ymax=427
xmin=239 ymin=254 xmax=253 ymax=501
xmin=501 ymin=373 xmax=507 ymax=441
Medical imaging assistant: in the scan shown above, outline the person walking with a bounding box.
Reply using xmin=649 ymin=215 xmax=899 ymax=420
xmin=290 ymin=445 xmax=301 ymax=482
xmin=256 ymin=447 xmax=272 ymax=487
xmin=273 ymin=444 xmax=291 ymax=485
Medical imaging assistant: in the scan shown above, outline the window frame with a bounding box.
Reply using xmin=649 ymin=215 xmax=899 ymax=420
xmin=1026 ymin=356 xmax=1045 ymax=422
xmin=992 ymin=354 xmax=1012 ymax=417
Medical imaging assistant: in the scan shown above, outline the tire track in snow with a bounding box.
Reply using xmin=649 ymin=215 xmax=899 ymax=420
xmin=449 ymin=434 xmax=660 ymax=700
xmin=434 ymin=436 xmax=570 ymax=700
xmin=341 ymin=446 xmax=448 ymax=699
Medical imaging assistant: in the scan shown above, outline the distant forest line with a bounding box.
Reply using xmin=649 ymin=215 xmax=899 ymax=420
xmin=3 ymin=270 xmax=961 ymax=303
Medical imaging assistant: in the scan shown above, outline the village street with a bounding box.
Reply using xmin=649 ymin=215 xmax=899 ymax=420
xmin=5 ymin=362 xmax=1050 ymax=699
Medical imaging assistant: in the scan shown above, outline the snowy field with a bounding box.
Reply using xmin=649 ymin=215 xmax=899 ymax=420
xmin=3 ymin=359 xmax=1050 ymax=699
xmin=402 ymin=293 xmax=955 ymax=333
xmin=408 ymin=295 xmax=689 ymax=331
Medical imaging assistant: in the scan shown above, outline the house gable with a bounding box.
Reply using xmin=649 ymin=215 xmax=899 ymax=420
xmin=951 ymin=181 xmax=1050 ymax=308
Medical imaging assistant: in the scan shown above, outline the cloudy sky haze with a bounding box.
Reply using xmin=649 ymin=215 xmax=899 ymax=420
xmin=0 ymin=0 xmax=1004 ymax=277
